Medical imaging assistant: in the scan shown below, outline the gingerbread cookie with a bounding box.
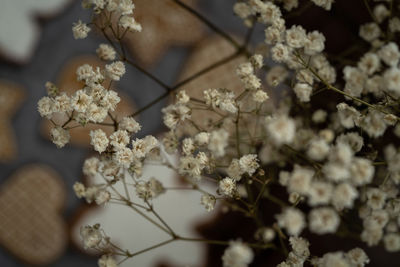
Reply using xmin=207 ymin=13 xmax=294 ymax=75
xmin=0 ymin=80 xmax=25 ymax=162
xmin=41 ymin=56 xmax=136 ymax=146
xmin=0 ymin=0 xmax=71 ymax=64
xmin=0 ymin=164 xmax=67 ymax=265
xmin=123 ymin=0 xmax=205 ymax=66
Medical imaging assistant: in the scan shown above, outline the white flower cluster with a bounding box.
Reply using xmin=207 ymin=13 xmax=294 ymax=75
xmin=38 ymin=0 xmax=400 ymax=265
xmin=38 ymin=61 xmax=128 ymax=147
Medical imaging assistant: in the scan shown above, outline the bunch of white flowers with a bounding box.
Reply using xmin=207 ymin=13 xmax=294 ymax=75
xmin=38 ymin=0 xmax=400 ymax=266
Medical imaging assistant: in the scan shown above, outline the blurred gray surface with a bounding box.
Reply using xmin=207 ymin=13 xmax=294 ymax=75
xmin=0 ymin=0 xmax=254 ymax=266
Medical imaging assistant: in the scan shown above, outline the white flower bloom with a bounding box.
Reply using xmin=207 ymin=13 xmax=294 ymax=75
xmin=83 ymin=157 xmax=100 ymax=176
xmin=252 ymin=90 xmax=269 ymax=103
xmin=293 ymin=83 xmax=312 ymax=102
xmin=208 ymin=129 xmax=229 ymax=157
xmin=228 ymin=159 xmax=244 ymax=181
xmin=286 ymin=25 xmax=307 ymax=48
xmin=307 ymin=181 xmax=333 ymax=206
xmin=90 ymin=129 xmax=109 ymax=153
xmin=336 ymin=132 xmax=364 ymax=153
xmin=105 ymin=61 xmax=126 ymax=81
xmin=289 ymin=236 xmax=310 ymax=260
xmin=309 ymin=207 xmax=340 ymax=234
xmin=239 ymin=154 xmax=259 ymax=176
xmin=73 ymin=182 xmax=86 ymax=198
xmin=359 ymin=110 xmax=387 ymax=138
xmin=162 ymin=104 xmax=191 ymax=129
xmin=119 ymin=117 xmax=141 ymax=133
xmin=366 ymin=188 xmax=387 ymax=210
xmin=361 ymin=227 xmax=383 ymax=246
xmin=336 ymin=102 xmax=361 ymax=129
xmin=332 ymin=183 xmax=358 ymax=210
xmin=345 ymin=248 xmax=369 ymax=267
xmin=86 ymin=103 xmax=108 ymax=123
xmin=37 ymin=96 xmax=54 ymax=118
xmin=307 ymin=138 xmax=330 ymax=161
xmin=288 ymin=166 xmax=313 ymax=195
xmin=378 ymin=42 xmax=400 ymax=67
xmin=271 ymin=43 xmax=290 ymax=62
xmin=114 ymin=147 xmax=134 ymax=167
xmin=312 ymin=109 xmax=327 ymax=123
xmin=50 ymin=126 xmax=70 ymax=148
xmin=71 ymin=90 xmax=92 ymax=113
xmin=119 ymin=15 xmax=142 ymax=32
xmin=176 ymin=90 xmax=190 ymax=104
xmin=95 ymin=190 xmax=111 ymax=205
xmin=179 ymin=156 xmax=203 ymax=181
xmin=80 ymin=225 xmax=102 ymax=249
xmin=384 ymin=67 xmax=400 ymax=95
xmin=359 ymin=22 xmax=381 ymax=42
xmin=201 ymin=194 xmax=216 ymax=212
xmin=349 ymin=158 xmax=374 ymax=186
xmin=118 ymin=0 xmax=134 ymax=15
xmin=182 ymin=138 xmax=195 ymax=156
xmin=219 ymin=177 xmax=236 ymax=197
xmin=276 ymin=208 xmax=306 ymax=236
xmin=222 ymin=241 xmax=254 ymax=267
xmin=194 ymin=132 xmax=210 ymax=146
xmin=358 ymin=52 xmax=381 ymax=76
xmin=304 ymin=31 xmax=325 ymax=55
xmin=383 ymin=233 xmax=400 ymax=252
xmin=265 ymin=115 xmax=296 ymax=146
xmin=265 ymin=26 xmax=283 ymax=45
xmin=72 ymin=20 xmax=91 ymax=39
xmin=98 ymin=255 xmax=117 ymax=267
xmin=109 ymin=130 xmax=130 ymax=150
xmin=96 ymin=44 xmax=116 ymax=61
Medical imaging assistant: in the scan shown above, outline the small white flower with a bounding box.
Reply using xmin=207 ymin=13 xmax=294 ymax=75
xmin=96 ymin=44 xmax=116 ymax=61
xmin=222 ymin=241 xmax=254 ymax=267
xmin=276 ymin=208 xmax=306 ymax=236
xmin=219 ymin=177 xmax=236 ymax=197
xmin=119 ymin=15 xmax=142 ymax=32
xmin=72 ymin=20 xmax=91 ymax=39
xmin=80 ymin=224 xmax=102 ymax=249
xmin=90 ymin=129 xmax=109 ymax=153
xmin=50 ymin=126 xmax=70 ymax=148
xmin=105 ymin=61 xmax=126 ymax=81
xmin=98 ymin=255 xmax=117 ymax=267
xmin=201 ymin=194 xmax=216 ymax=212
xmin=309 ymin=207 xmax=340 ymax=234
xmin=119 ymin=117 xmax=141 ymax=133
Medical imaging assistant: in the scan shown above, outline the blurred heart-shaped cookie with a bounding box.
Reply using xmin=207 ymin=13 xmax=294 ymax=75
xmin=0 ymin=80 xmax=25 ymax=162
xmin=0 ymin=164 xmax=67 ymax=265
xmin=123 ymin=0 xmax=205 ymax=66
